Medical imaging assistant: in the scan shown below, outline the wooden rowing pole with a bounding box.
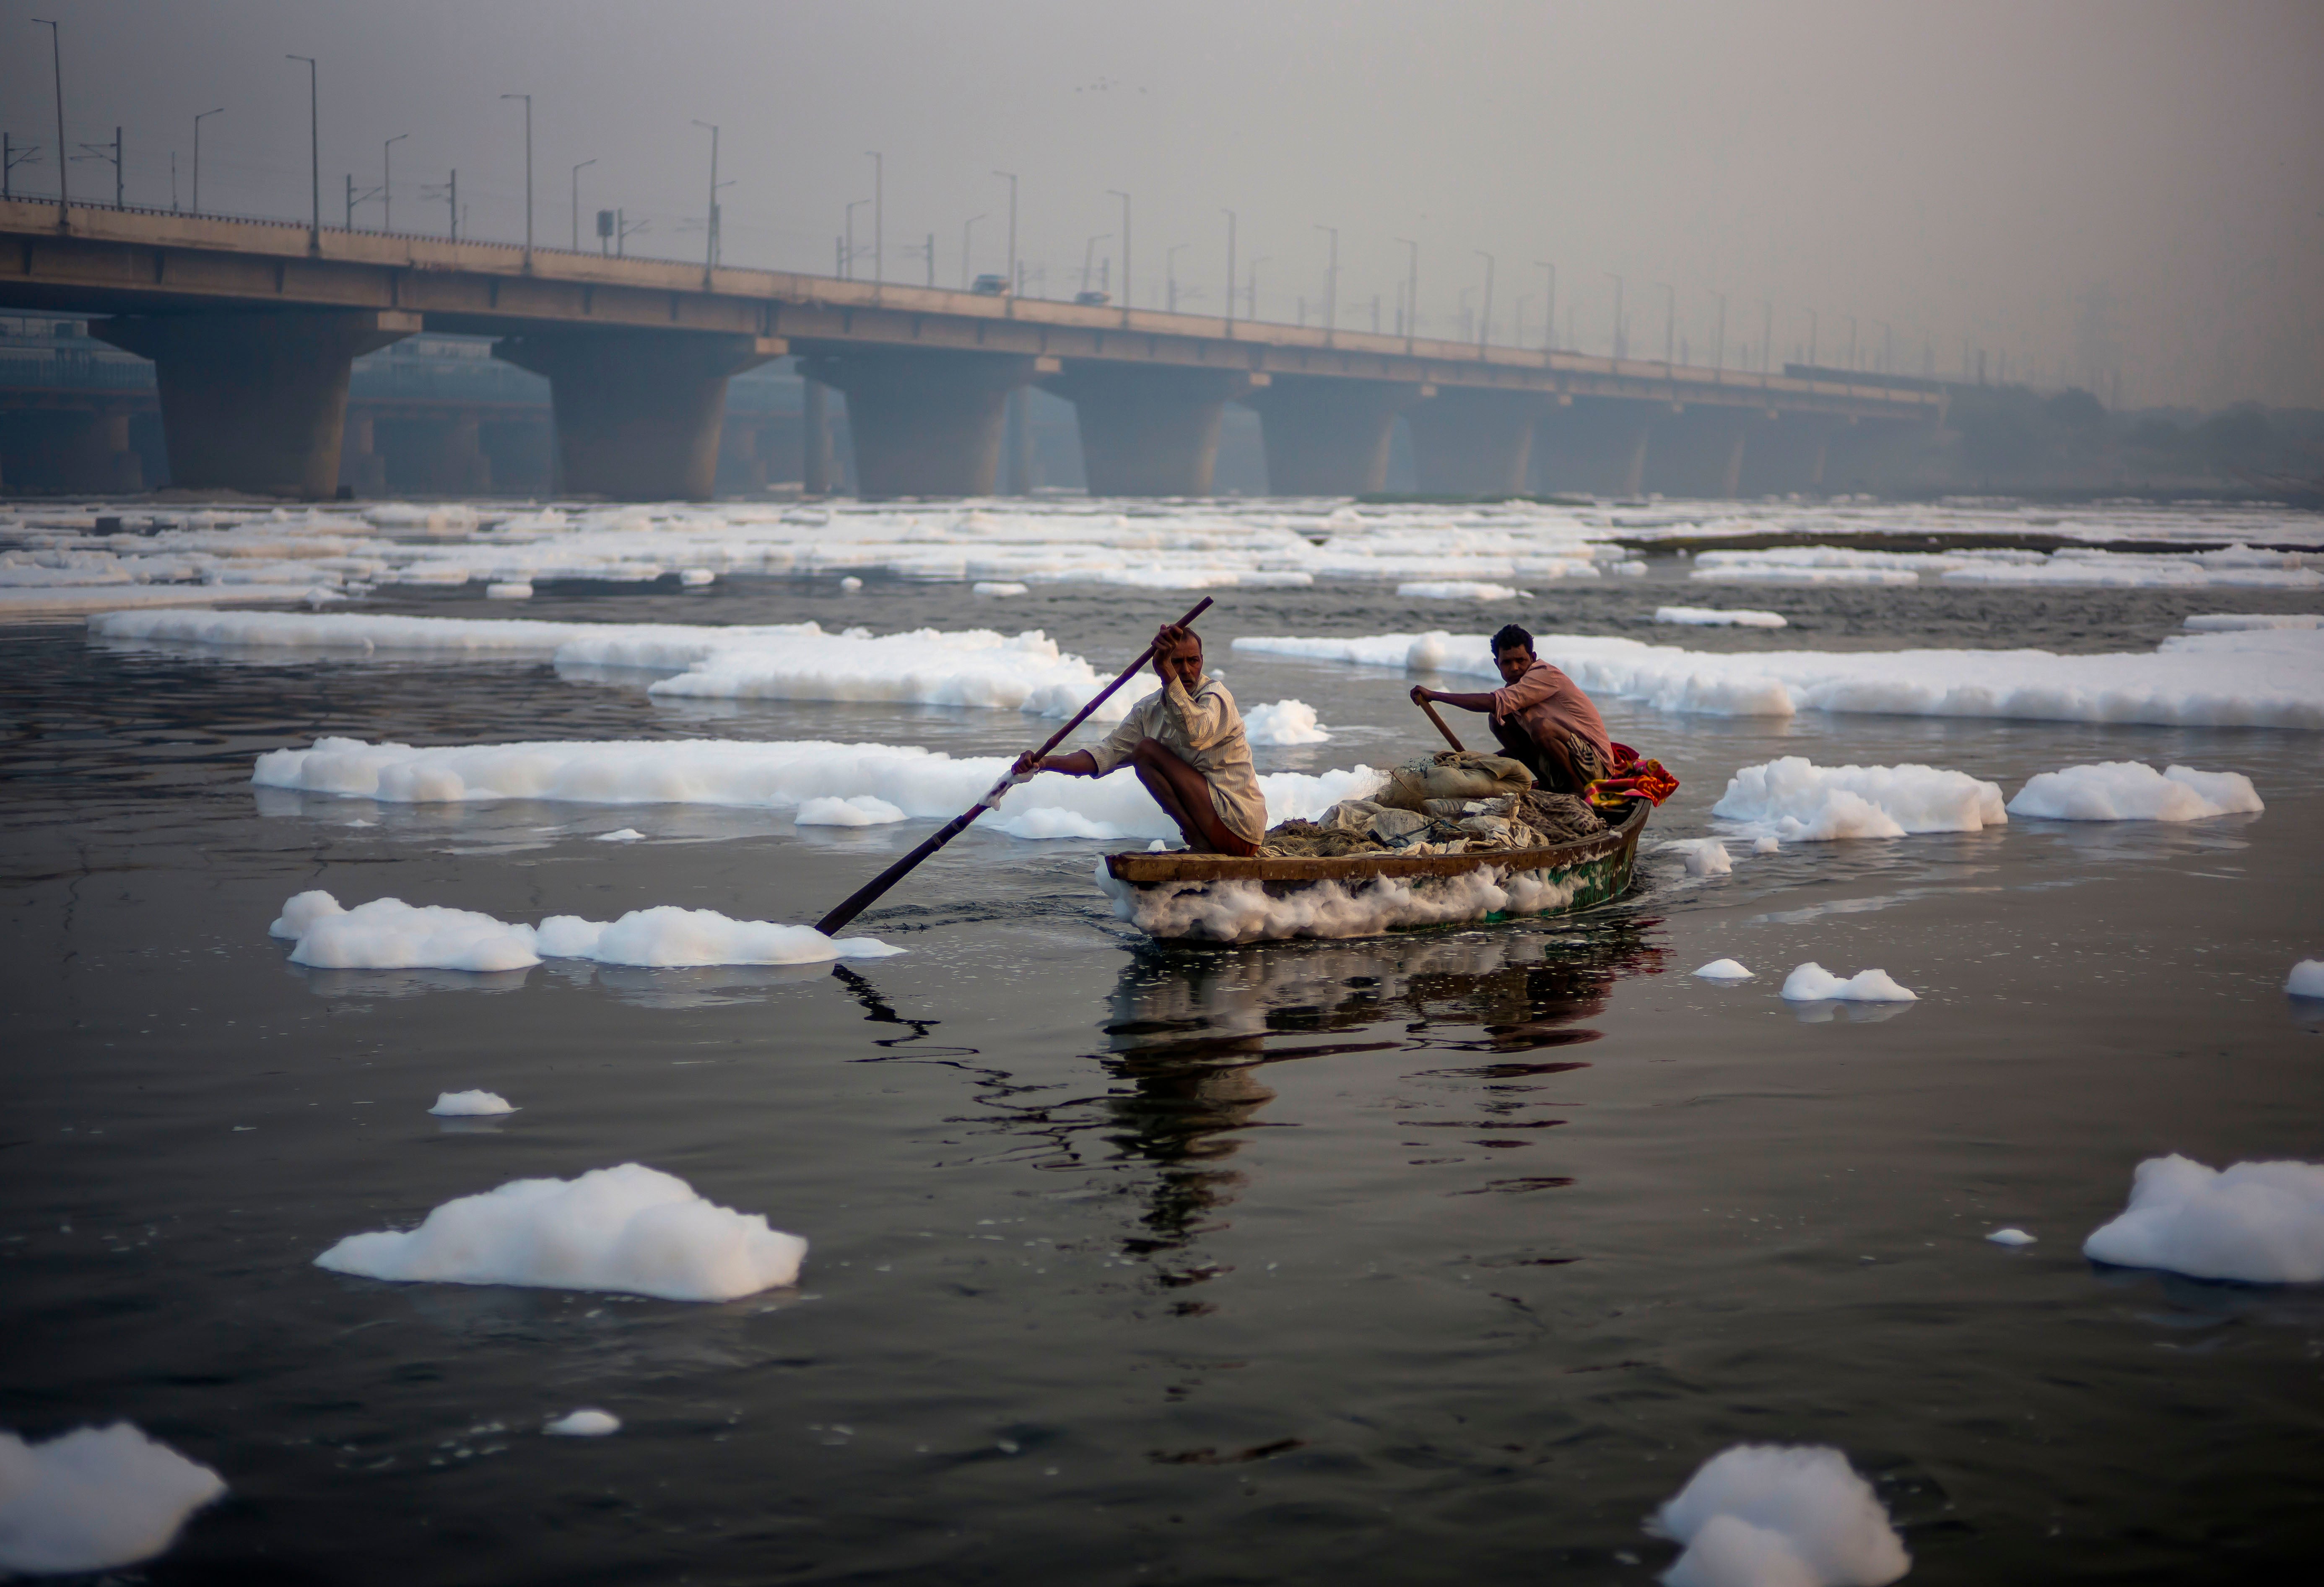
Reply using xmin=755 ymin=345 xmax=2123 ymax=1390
xmin=813 ymin=595 xmax=1215 ymax=938
xmin=1415 ymin=694 xmax=1466 ymax=751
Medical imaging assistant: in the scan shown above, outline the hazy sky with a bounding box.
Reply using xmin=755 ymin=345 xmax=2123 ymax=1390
xmin=4 ymin=0 xmax=2319 ymax=408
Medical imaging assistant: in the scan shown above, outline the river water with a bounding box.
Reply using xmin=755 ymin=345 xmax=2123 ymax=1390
xmin=3 ymin=553 xmax=2321 ymax=1583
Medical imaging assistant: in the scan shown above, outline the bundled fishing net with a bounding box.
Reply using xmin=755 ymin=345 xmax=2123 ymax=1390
xmin=1374 ymin=751 xmax=1537 ymax=812
xmin=1259 ymin=788 xmax=1607 ymax=858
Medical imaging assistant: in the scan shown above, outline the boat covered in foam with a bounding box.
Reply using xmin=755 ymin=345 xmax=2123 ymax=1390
xmin=1098 ymin=800 xmax=1648 ymax=944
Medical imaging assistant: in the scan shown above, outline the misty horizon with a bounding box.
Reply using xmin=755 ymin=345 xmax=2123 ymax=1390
xmin=1 ymin=0 xmax=2318 ymax=410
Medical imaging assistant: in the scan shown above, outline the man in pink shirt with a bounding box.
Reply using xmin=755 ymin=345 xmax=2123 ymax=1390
xmin=1410 ymin=623 xmax=1613 ymax=794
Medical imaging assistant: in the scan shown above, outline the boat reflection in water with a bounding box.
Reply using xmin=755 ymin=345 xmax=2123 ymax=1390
xmin=1095 ymin=919 xmax=1667 ymax=1260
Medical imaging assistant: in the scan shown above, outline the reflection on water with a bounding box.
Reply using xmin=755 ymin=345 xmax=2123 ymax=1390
xmin=1088 ymin=920 xmax=1668 ymax=1258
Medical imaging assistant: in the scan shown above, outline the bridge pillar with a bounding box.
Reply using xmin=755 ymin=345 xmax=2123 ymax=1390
xmin=1535 ymin=399 xmax=1660 ymax=498
xmin=1643 ymin=406 xmax=1766 ymax=499
xmin=494 ymin=329 xmax=781 ymax=501
xmin=801 ymin=377 xmax=835 ymax=495
xmin=1246 ymin=376 xmax=1420 ymax=496
xmin=58 ymin=408 xmax=145 ymax=494
xmin=801 ymin=348 xmax=1042 ymax=499
xmin=1740 ymin=415 xmax=1838 ymax=496
xmin=91 ymin=308 xmax=416 ymax=498
xmin=1046 ymin=365 xmax=1256 ymax=496
xmin=340 ymin=413 xmax=386 ymax=497
xmin=1405 ymin=389 xmax=1543 ymax=496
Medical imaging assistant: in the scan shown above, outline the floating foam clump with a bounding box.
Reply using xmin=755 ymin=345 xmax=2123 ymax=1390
xmin=544 ymin=1410 xmax=620 ymax=1437
xmin=972 ymin=581 xmax=1028 ymax=596
xmin=1243 ymin=699 xmax=1331 ymax=745
xmin=2083 ymin=1156 xmax=2324 ymax=1283
xmin=2006 ymin=762 xmax=2262 ymax=822
xmin=1651 ymin=1444 xmax=1909 ymax=1587
xmin=485 ymin=582 xmax=533 ymax=600
xmin=1666 ymin=839 xmax=1733 ymax=877
xmin=1655 ymin=605 xmax=1789 ymax=628
xmin=1694 ymin=959 xmax=1753 ymax=980
xmin=1780 ymin=964 xmax=1917 ymax=1003
xmin=316 ymin=1163 xmax=808 ymax=1301
xmin=271 ymin=891 xmax=899 ymax=971
xmin=0 ymin=1423 xmax=226 ymax=1574
xmin=1986 ymin=1228 xmax=2036 ymax=1246
xmin=271 ymin=892 xmax=541 ymax=972
xmin=1713 ymin=758 xmax=2007 ymax=842
xmin=2183 ymin=613 xmax=2321 ymax=631
xmin=2289 ymin=960 xmax=2324 ymax=998
xmin=252 ymin=735 xmax=1381 ymax=845
xmin=596 ymin=828 xmax=645 ymax=842
xmin=1397 ymin=580 xmax=1529 ymax=601
xmin=795 ymin=795 xmax=906 ymax=827
xmin=430 ymin=1090 xmax=515 ymax=1117
xmin=1233 ymin=625 xmax=2324 ymax=731
xmin=1753 ymin=836 xmax=1781 ymax=855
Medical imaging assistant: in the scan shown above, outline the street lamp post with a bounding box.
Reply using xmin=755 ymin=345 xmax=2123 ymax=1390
xmin=34 ymin=18 xmax=67 ymax=229
xmin=992 ymin=170 xmax=1016 ymax=296
xmin=845 ymin=199 xmax=866 ymax=280
xmin=961 ymin=213 xmax=984 ymax=288
xmin=1398 ymin=239 xmax=1418 ymax=350
xmin=1658 ymin=281 xmax=1675 ymax=368
xmin=192 ymin=106 xmax=223 ymax=216
xmin=500 ymin=92 xmax=532 ymax=269
xmin=1842 ymin=314 xmax=1857 ymax=371
xmin=1536 ymin=261 xmax=1555 ymax=352
xmin=1476 ymin=250 xmax=1495 ymax=352
xmin=1166 ymin=242 xmax=1187 ymax=313
xmin=288 ymin=54 xmax=319 ymax=250
xmin=1080 ymin=233 xmax=1110 ymax=297
xmin=694 ymin=121 xmax=722 ymax=280
xmin=1314 ymin=224 xmax=1338 ymax=335
xmin=1713 ymin=291 xmax=1727 ymax=374
xmin=1246 ymin=256 xmax=1267 ymax=322
xmin=1221 ymin=209 xmax=1236 ymax=334
xmin=1761 ymin=301 xmax=1773 ymax=376
xmin=866 ymin=150 xmax=882 ymax=286
xmin=570 ymin=158 xmax=594 ymax=251
xmin=1108 ymin=189 xmax=1131 ymax=309
xmin=1805 ymin=308 xmax=1818 ymax=367
xmin=382 ymin=132 xmax=405 ymax=231
xmin=1606 ymin=273 xmax=1624 ymax=359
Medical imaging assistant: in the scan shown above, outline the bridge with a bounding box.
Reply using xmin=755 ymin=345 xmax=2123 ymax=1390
xmin=1 ymin=197 xmax=1940 ymax=501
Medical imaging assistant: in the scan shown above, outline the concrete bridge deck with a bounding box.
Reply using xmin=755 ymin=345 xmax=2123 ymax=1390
xmin=3 ymin=199 xmax=1938 ymax=500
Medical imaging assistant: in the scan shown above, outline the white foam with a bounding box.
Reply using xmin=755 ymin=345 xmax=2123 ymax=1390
xmin=270 ymin=890 xmax=899 ymax=970
xmin=2289 ymin=960 xmax=2324 ymax=998
xmin=1233 ymin=625 xmax=2324 ymax=731
xmin=1986 ymin=1228 xmax=2036 ymax=1246
xmin=596 ymin=828 xmax=646 ymax=842
xmin=485 ymin=581 xmax=533 ymax=599
xmin=972 ymin=581 xmax=1028 ymax=596
xmin=1690 ymin=543 xmax=2321 ymax=592
xmin=1665 ymin=839 xmax=1734 ymax=877
xmin=544 ymin=1410 xmax=621 ymax=1437
xmin=1655 ymin=605 xmax=1789 ymax=628
xmin=1693 ymin=959 xmax=1754 ymax=980
xmin=2083 ymin=1155 xmax=2324 ymax=1283
xmin=1780 ymin=964 xmax=1918 ymax=1003
xmin=1397 ymin=580 xmax=1529 ymax=601
xmin=1651 ymin=1444 xmax=1909 ymax=1587
xmin=1096 ymin=856 xmax=1579 ymax=943
xmin=2005 ymin=762 xmax=2263 ymax=822
xmin=795 ymin=795 xmax=907 ymax=827
xmin=2184 ymin=613 xmax=2322 ymax=631
xmin=0 ymin=1423 xmax=226 ymax=1574
xmin=252 ymin=736 xmax=1381 ymax=845
xmin=1243 ymin=699 xmax=1331 ymax=745
xmin=430 ymin=1090 xmax=515 ymax=1117
xmin=1714 ymin=758 xmax=2008 ymax=842
xmin=316 ymin=1162 xmax=808 ymax=1301
xmin=839 ymin=576 xmax=863 ymax=592
xmin=1753 ymin=836 xmax=1781 ymax=855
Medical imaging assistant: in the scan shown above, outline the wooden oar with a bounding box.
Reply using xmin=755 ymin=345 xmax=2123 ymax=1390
xmin=1415 ymin=694 xmax=1466 ymax=751
xmin=814 ymin=595 xmax=1215 ymax=938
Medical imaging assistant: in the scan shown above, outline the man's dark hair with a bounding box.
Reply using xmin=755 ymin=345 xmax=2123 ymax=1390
xmin=1491 ymin=623 xmax=1535 ymax=657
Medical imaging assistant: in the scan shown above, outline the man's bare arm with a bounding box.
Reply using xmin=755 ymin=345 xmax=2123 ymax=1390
xmin=1013 ymin=749 xmax=1100 ymax=778
xmin=1411 ymin=684 xmax=1497 ymax=713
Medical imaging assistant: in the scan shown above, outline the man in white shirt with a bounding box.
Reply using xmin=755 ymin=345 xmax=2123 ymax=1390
xmin=1013 ymin=623 xmax=1267 ymax=855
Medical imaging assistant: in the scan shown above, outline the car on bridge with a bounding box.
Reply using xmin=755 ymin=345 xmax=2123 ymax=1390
xmin=970 ymin=274 xmax=1013 ymax=296
xmin=1073 ymin=290 xmax=1110 ymax=306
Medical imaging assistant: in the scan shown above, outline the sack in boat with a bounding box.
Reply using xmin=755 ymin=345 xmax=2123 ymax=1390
xmin=1323 ymin=799 xmax=1432 ymax=845
xmin=1258 ymin=819 xmax=1389 ymax=858
xmin=1376 ymin=751 xmax=1535 ymax=812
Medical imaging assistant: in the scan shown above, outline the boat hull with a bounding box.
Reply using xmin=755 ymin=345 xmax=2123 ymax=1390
xmin=1098 ymin=802 xmax=1649 ymax=945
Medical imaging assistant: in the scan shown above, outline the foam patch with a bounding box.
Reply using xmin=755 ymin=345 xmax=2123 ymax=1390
xmin=1651 ymin=1444 xmax=1909 ymax=1587
xmin=2083 ymin=1155 xmax=2324 ymax=1283
xmin=1714 ymin=758 xmax=2007 ymax=841
xmin=0 ymin=1423 xmax=226 ymax=1574
xmin=2006 ymin=762 xmax=2263 ymax=822
xmin=316 ymin=1163 xmax=808 ymax=1301
xmin=1780 ymin=964 xmax=1918 ymax=1003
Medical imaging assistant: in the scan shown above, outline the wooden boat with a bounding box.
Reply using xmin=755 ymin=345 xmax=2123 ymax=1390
xmin=1099 ymin=799 xmax=1651 ymax=944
